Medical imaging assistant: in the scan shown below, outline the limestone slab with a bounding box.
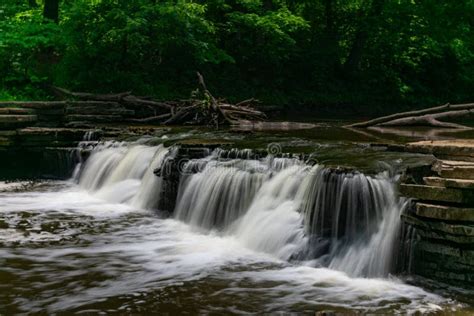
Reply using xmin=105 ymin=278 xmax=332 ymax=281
xmin=432 ymin=159 xmax=474 ymax=179
xmin=399 ymin=184 xmax=474 ymax=204
xmin=65 ymin=115 xmax=123 ymax=123
xmin=406 ymin=140 xmax=474 ymax=161
xmin=423 ymin=177 xmax=474 ymax=189
xmin=0 ymin=108 xmax=33 ymax=115
xmin=416 ymin=203 xmax=474 ymax=222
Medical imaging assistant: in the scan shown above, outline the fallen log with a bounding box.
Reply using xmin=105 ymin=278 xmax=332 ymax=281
xmin=129 ymin=113 xmax=172 ymax=124
xmin=236 ymin=98 xmax=259 ymax=107
xmin=378 ymin=109 xmax=474 ymax=129
xmin=346 ymin=102 xmax=474 ymax=129
xmin=121 ymin=95 xmax=172 ymax=110
xmin=220 ymin=104 xmax=266 ymax=115
xmin=51 ymin=86 xmax=131 ymax=102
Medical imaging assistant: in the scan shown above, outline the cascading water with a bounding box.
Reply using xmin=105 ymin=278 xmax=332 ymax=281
xmin=2 ymin=137 xmax=461 ymax=313
xmin=74 ymin=141 xmax=170 ymax=209
xmin=174 ymin=151 xmax=299 ymax=230
xmin=74 ymin=142 xmax=406 ymax=278
xmin=298 ymin=167 xmax=406 ymax=277
xmin=230 ymin=165 xmax=309 ymax=260
xmin=173 ymin=150 xmax=406 ymax=277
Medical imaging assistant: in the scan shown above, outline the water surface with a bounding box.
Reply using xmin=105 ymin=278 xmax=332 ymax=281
xmin=0 ymin=180 xmax=466 ymax=314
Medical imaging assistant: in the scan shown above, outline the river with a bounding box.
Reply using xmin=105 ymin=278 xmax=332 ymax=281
xmin=0 ymin=128 xmax=471 ymax=314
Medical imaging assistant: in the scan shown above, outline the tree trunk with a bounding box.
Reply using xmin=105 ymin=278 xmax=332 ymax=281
xmin=43 ymin=0 xmax=59 ymax=23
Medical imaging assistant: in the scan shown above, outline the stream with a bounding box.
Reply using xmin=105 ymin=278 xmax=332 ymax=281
xmin=1 ymin=125 xmax=472 ymax=314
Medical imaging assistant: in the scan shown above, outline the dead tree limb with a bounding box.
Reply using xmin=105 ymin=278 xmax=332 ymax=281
xmin=47 ymin=74 xmax=266 ymax=128
xmin=163 ymin=105 xmax=198 ymax=125
xmin=196 ymin=71 xmax=233 ymax=125
xmin=346 ymin=102 xmax=474 ymax=129
xmin=378 ymin=109 xmax=474 ymax=129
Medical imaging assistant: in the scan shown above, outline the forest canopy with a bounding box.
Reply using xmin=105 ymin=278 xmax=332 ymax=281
xmin=1 ymin=0 xmax=473 ymax=114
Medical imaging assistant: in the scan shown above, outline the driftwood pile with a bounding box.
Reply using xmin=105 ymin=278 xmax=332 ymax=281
xmin=346 ymin=102 xmax=474 ymax=129
xmin=52 ymin=72 xmax=266 ymax=128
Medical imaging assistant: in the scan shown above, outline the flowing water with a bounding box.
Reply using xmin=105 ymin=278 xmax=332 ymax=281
xmin=0 ymin=139 xmax=468 ymax=313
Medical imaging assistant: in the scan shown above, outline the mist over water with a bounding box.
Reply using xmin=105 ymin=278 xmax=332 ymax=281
xmin=0 ymin=141 xmax=465 ymax=313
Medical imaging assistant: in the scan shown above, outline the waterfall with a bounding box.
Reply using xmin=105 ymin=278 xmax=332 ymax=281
xmin=74 ymin=141 xmax=170 ymax=209
xmin=296 ymin=167 xmax=404 ymax=277
xmin=173 ymin=151 xmax=404 ymax=277
xmin=230 ymin=165 xmax=309 ymax=260
xmin=175 ymin=160 xmax=265 ymax=229
xmin=74 ymin=141 xmax=405 ymax=278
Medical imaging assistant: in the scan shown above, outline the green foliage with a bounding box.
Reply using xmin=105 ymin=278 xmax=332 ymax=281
xmin=0 ymin=0 xmax=473 ymax=113
xmin=0 ymin=1 xmax=61 ymax=99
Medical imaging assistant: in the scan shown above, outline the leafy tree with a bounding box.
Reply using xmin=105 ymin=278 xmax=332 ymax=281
xmin=0 ymin=1 xmax=61 ymax=99
xmin=0 ymin=0 xmax=472 ymax=113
